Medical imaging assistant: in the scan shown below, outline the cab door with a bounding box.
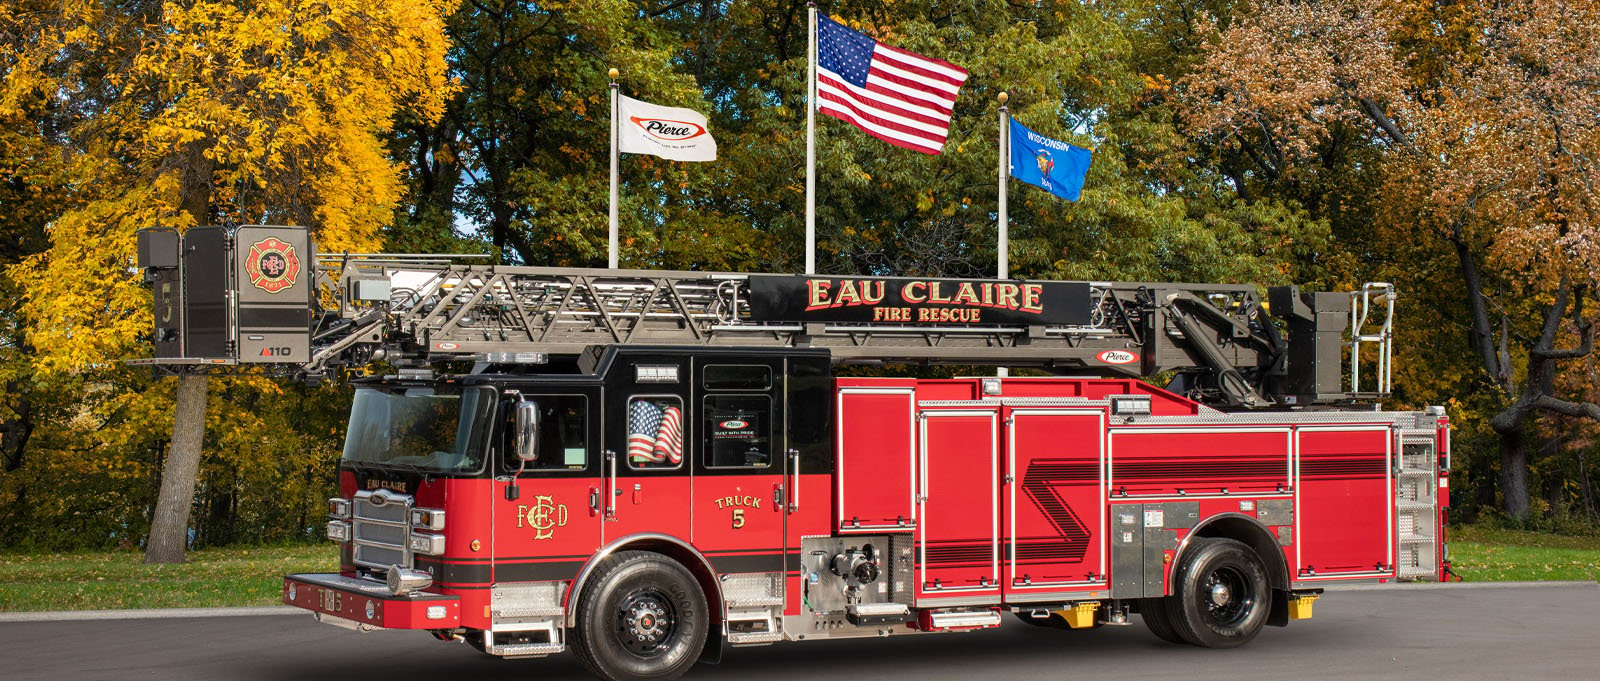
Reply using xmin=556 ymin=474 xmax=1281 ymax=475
xmin=492 ymin=389 xmax=604 ymax=584
xmin=603 ymin=358 xmax=694 ymax=545
xmin=690 ymin=358 xmax=788 ymax=576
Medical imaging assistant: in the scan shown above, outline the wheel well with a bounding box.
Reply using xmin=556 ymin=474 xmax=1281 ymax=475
xmin=564 ymin=535 xmax=725 ymax=661
xmin=1187 ymin=514 xmax=1289 ymax=591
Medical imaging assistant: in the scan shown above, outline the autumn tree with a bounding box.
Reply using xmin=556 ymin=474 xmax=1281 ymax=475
xmin=2 ymin=0 xmax=457 ymax=560
xmin=1182 ymin=0 xmax=1600 ymax=520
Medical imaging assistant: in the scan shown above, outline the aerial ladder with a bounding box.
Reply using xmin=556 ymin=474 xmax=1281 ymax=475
xmin=134 ymin=225 xmax=1395 ymax=409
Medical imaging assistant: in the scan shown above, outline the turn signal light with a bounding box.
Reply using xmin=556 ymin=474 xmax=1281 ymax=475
xmin=410 ymin=507 xmax=445 ymax=531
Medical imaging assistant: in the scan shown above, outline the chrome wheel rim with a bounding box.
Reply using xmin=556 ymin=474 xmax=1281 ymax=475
xmin=616 ymin=589 xmax=677 ymax=657
xmin=1202 ymin=565 xmax=1254 ymax=627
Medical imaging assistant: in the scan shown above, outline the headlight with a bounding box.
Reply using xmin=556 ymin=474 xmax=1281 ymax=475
xmin=326 ymin=520 xmax=351 ymax=543
xmin=328 ymin=497 xmax=350 ymax=519
xmin=409 ymin=507 xmax=445 ymax=531
xmin=408 ymin=532 xmax=446 ymax=555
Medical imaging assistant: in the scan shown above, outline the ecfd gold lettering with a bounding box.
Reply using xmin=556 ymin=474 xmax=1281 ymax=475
xmin=928 ymin=282 xmax=953 ymax=303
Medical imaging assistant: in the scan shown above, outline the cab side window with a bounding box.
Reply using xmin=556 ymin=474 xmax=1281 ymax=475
xmin=704 ymin=395 xmax=771 ymax=468
xmin=507 ymin=395 xmax=588 ymax=471
xmin=627 ymin=396 xmax=684 ymax=470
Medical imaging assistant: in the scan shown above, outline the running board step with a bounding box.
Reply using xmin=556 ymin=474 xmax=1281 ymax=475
xmin=919 ymin=609 xmax=1003 ymax=631
xmin=727 ymin=607 xmax=782 ymax=646
xmin=848 ymin=602 xmax=910 ymax=626
xmin=485 ymin=641 xmax=563 ymax=658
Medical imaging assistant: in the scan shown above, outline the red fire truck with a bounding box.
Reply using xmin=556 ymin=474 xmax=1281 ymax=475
xmin=137 ymin=226 xmax=1449 ymax=681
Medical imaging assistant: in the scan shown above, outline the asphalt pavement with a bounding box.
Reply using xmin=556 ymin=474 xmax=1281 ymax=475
xmin=3 ymin=582 xmax=1595 ymax=681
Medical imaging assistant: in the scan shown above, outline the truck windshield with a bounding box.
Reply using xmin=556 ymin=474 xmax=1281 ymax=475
xmin=342 ymin=386 xmax=496 ymax=474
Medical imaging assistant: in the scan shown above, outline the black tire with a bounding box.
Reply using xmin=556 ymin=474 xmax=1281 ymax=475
xmin=571 ymin=551 xmax=708 ymax=681
xmin=1138 ymin=598 xmax=1186 ymax=644
xmin=1164 ymin=538 xmax=1270 ymax=648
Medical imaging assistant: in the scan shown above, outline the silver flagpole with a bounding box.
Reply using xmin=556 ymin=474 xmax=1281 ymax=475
xmin=997 ymin=92 xmax=1010 ymax=379
xmin=608 ymin=68 xmax=620 ymax=269
xmin=998 ymin=91 xmax=1009 ymax=279
xmin=805 ymin=2 xmax=817 ymax=274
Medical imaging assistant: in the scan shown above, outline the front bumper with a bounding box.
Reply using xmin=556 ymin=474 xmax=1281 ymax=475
xmin=283 ymin=573 xmax=460 ymax=629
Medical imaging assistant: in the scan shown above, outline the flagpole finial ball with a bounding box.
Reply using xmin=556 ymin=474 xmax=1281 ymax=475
xmin=608 ymin=68 xmax=619 ymax=80
xmin=998 ymin=92 xmax=1008 ymax=104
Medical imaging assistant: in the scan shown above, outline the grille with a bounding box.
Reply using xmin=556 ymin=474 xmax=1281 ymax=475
xmin=352 ymin=489 xmax=413 ymax=571
xmin=355 ymin=522 xmax=406 ymax=545
xmin=356 ymin=493 xmax=409 ymax=523
xmin=356 ymin=544 xmax=406 ymax=569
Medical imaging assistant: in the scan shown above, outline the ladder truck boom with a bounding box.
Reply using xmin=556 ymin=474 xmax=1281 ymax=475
xmin=135 ymin=225 xmax=1394 ymax=408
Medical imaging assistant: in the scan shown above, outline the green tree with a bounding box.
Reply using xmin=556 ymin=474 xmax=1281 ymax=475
xmin=2 ymin=0 xmax=458 ymax=560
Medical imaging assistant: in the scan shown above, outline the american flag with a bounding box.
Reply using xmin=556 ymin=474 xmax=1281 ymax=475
xmin=627 ymin=400 xmax=664 ymax=463
xmin=816 ymin=14 xmax=969 ymax=155
xmin=654 ymin=405 xmax=684 ymax=464
xmin=627 ymin=400 xmax=684 ymax=465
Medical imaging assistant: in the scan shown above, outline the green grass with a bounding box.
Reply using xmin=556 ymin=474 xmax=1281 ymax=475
xmin=1447 ymin=525 xmax=1600 ymax=582
xmin=0 ymin=544 xmax=338 ymax=612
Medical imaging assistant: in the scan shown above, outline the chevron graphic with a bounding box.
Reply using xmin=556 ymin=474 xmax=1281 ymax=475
xmin=1018 ymin=459 xmax=1096 ymax=563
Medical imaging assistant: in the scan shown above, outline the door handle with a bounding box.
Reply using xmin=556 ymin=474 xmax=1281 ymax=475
xmin=773 ymin=483 xmax=784 ymax=512
xmin=604 ymin=449 xmax=617 ymax=519
xmin=787 ymin=448 xmax=800 ymax=512
xmin=589 ymin=487 xmax=600 ymax=516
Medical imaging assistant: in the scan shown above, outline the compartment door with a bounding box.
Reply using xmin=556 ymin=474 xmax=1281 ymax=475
xmin=836 ymin=387 xmax=916 ymax=532
xmin=1295 ymin=427 xmax=1394 ymax=579
xmin=1004 ymin=408 xmax=1108 ymax=597
xmin=917 ymin=409 xmax=1000 ymax=601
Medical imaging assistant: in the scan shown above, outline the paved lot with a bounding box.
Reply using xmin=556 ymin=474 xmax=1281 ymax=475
xmin=3 ymin=583 xmax=1595 ymax=681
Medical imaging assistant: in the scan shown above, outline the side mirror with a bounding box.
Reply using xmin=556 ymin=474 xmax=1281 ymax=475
xmin=513 ymin=400 xmax=540 ymax=462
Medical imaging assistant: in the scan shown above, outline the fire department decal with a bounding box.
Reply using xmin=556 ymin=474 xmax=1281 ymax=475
xmin=244 ymin=236 xmax=301 ymax=294
xmin=714 ymin=494 xmax=762 ymax=529
xmin=516 ymin=496 xmax=568 ymax=540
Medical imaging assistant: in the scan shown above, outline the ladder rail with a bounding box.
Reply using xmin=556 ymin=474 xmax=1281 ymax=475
xmin=138 ymin=227 xmax=1394 ymax=406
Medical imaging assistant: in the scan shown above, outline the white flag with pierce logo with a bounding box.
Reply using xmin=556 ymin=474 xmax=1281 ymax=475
xmin=617 ymin=94 xmax=717 ymax=162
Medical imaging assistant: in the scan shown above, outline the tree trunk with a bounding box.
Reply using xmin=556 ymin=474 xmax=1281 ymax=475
xmin=144 ymin=373 xmax=209 ymax=562
xmin=1579 ymin=449 xmax=1596 ymax=518
xmin=1497 ymin=423 xmax=1530 ymax=522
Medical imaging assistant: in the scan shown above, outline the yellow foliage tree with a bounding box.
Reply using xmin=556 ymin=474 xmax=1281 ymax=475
xmin=1 ymin=0 xmax=458 ymax=561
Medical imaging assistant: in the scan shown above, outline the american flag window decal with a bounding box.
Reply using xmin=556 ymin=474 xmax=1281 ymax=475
xmin=627 ymin=396 xmax=685 ymax=469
